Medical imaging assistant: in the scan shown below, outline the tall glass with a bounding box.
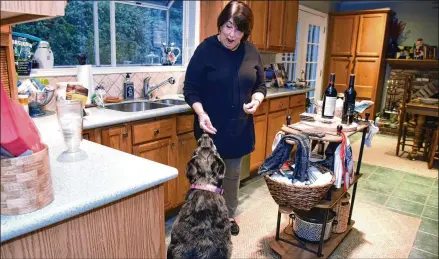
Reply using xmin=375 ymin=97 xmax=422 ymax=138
xmin=56 ymin=100 xmax=87 ymax=162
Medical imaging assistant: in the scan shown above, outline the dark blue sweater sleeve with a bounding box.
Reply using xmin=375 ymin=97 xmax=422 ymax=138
xmin=252 ymin=52 xmax=267 ymax=98
xmin=183 ymin=43 xmax=205 ymax=107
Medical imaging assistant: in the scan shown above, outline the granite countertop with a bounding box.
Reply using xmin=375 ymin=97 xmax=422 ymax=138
xmin=83 ymin=87 xmax=314 ymax=130
xmin=0 ymin=115 xmax=178 ymax=243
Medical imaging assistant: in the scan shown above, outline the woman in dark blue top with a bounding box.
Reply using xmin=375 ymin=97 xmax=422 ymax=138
xmin=183 ymin=0 xmax=267 ymax=236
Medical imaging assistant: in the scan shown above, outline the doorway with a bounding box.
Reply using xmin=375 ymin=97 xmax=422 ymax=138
xmin=281 ymin=5 xmax=328 ymax=104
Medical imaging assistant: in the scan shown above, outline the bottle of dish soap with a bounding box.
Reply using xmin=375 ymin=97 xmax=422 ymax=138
xmin=123 ymin=73 xmax=134 ymax=99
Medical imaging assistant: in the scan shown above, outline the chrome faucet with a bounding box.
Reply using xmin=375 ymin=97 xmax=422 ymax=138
xmin=143 ymin=76 xmax=176 ymax=100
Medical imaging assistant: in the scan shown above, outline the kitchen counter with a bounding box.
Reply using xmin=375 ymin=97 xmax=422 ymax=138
xmin=83 ymin=87 xmax=314 ymax=130
xmin=0 ymin=114 xmax=178 ymax=243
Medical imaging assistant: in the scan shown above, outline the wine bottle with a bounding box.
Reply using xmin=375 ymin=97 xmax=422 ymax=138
xmin=322 ymin=73 xmax=337 ymax=119
xmin=342 ymin=74 xmax=357 ymax=124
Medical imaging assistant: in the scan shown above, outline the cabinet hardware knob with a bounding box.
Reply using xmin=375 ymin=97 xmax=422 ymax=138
xmin=154 ymin=129 xmax=160 ymax=135
xmin=171 ymin=142 xmax=175 ymax=148
xmin=121 ymin=132 xmax=128 ymax=137
xmin=181 ymin=140 xmax=185 ymax=144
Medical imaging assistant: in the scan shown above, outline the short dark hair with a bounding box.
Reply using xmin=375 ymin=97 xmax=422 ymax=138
xmin=217 ymin=1 xmax=254 ymax=41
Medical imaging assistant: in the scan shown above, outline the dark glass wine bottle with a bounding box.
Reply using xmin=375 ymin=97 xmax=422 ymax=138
xmin=322 ymin=73 xmax=337 ymax=119
xmin=342 ymin=74 xmax=357 ymax=124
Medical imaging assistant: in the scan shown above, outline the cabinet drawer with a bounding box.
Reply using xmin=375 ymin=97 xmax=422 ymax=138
xmin=254 ymin=100 xmax=268 ymax=116
xmin=132 ymin=118 xmax=175 ymax=145
xmin=269 ymin=97 xmax=289 ymax=112
xmin=177 ymin=114 xmax=194 ymax=134
xmin=289 ymin=94 xmax=306 ymax=108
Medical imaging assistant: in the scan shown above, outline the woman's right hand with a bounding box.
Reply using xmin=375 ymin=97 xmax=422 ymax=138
xmin=198 ymin=112 xmax=217 ymax=134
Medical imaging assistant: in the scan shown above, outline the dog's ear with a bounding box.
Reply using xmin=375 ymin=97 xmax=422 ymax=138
xmin=186 ymin=156 xmax=198 ymax=183
xmin=211 ymin=156 xmax=226 ymax=178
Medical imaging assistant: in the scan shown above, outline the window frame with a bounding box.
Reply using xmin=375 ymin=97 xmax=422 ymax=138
xmin=20 ymin=0 xmax=199 ymax=78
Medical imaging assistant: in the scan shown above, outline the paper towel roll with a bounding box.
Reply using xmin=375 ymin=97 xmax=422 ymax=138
xmin=76 ymin=65 xmax=93 ymax=105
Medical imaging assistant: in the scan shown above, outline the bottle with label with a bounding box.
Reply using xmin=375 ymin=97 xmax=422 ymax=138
xmin=322 ymin=73 xmax=337 ymax=119
xmin=342 ymin=74 xmax=357 ymax=124
xmin=123 ymin=73 xmax=134 ymax=99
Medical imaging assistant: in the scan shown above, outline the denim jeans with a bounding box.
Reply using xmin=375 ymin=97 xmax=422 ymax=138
xmin=258 ymin=134 xmax=311 ymax=182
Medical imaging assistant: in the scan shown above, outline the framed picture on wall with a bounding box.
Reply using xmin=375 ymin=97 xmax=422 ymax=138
xmin=424 ymin=46 xmax=437 ymax=60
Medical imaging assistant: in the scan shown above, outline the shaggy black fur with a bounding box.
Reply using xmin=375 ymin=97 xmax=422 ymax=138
xmin=167 ymin=133 xmax=232 ymax=259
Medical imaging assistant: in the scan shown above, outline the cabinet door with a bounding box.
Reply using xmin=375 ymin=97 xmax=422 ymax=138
xmin=250 ymin=114 xmax=267 ymax=173
xmin=82 ymin=128 xmax=101 ymax=144
xmin=266 ymin=0 xmax=286 ymax=51
xmin=175 ymin=132 xmax=197 ymax=206
xmin=290 ymin=105 xmax=305 ymax=124
xmin=101 ymin=124 xmax=131 ymax=153
xmin=266 ymin=109 xmax=289 ymax=157
xmin=329 ymin=15 xmax=359 ymax=56
xmin=133 ymin=138 xmax=176 ymax=211
xmin=282 ymin=0 xmax=299 ymax=52
xmin=328 ymin=56 xmax=352 ymax=94
xmin=356 ymin=13 xmax=386 ymax=57
xmin=248 ymin=1 xmax=269 ymax=49
xmin=353 ymin=57 xmax=380 ymax=114
xmin=200 ymin=1 xmax=226 ymax=42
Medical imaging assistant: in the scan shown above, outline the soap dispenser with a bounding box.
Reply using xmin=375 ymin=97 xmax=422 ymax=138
xmin=123 ymin=73 xmax=134 ymax=99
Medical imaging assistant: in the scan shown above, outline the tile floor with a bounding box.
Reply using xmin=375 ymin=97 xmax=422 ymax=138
xmin=355 ymin=164 xmax=438 ymax=258
xmin=165 ymin=163 xmax=439 ymax=258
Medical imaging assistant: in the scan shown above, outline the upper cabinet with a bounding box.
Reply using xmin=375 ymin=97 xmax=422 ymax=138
xmin=199 ymin=0 xmax=298 ymax=53
xmin=329 ymin=15 xmax=359 ymax=56
xmin=247 ymin=1 xmax=268 ymax=49
xmin=356 ymin=13 xmax=387 ymax=57
xmin=1 ymin=1 xmax=67 ymax=26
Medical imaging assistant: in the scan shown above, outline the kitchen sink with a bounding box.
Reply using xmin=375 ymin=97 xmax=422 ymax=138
xmin=151 ymin=99 xmax=187 ymax=105
xmin=105 ymin=101 xmax=170 ymax=112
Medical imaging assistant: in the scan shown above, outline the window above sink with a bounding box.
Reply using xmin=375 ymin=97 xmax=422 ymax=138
xmin=13 ymin=0 xmax=199 ymax=78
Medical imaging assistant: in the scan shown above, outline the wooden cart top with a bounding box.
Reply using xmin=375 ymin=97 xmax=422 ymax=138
xmin=281 ymin=122 xmax=368 ymax=143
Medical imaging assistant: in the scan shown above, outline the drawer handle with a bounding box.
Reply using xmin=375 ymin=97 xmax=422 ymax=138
xmin=121 ymin=132 xmax=128 ymax=137
xmin=154 ymin=129 xmax=160 ymax=135
xmin=180 ymin=140 xmax=185 ymax=144
xmin=171 ymin=142 xmax=175 ymax=148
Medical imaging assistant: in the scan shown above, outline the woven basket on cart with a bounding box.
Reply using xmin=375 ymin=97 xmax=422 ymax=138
xmin=264 ymin=163 xmax=335 ymax=211
xmin=332 ymin=193 xmax=351 ymax=233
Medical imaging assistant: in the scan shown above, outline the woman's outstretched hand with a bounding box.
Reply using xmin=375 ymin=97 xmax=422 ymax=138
xmin=198 ymin=112 xmax=217 ymax=134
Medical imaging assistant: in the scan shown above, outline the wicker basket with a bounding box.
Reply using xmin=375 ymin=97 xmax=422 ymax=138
xmin=332 ymin=193 xmax=351 ymax=233
xmin=264 ymin=163 xmax=335 ymax=211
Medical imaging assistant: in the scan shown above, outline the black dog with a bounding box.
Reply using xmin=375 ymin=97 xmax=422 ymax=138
xmin=167 ymin=133 xmax=232 ymax=259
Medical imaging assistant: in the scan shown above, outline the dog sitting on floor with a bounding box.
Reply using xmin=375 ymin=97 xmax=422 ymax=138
xmin=167 ymin=133 xmax=232 ymax=259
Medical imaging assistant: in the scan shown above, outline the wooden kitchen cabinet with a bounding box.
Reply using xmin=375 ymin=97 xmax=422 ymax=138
xmin=175 ymin=132 xmax=197 ymax=206
xmin=82 ymin=128 xmax=101 ymax=144
xmin=282 ymin=0 xmax=299 ymax=52
xmin=133 ymin=138 xmax=176 ymax=211
xmin=266 ymin=0 xmax=286 ymax=52
xmin=328 ymin=56 xmax=353 ymax=93
xmin=101 ymin=124 xmax=131 ymax=153
xmin=328 ymin=15 xmax=359 ymax=56
xmin=0 ymin=25 xmax=17 ymax=101
xmin=323 ymin=9 xmax=391 ymax=117
xmin=250 ymin=114 xmax=267 ymax=173
xmin=1 ymin=1 xmax=66 ymax=26
xmin=199 ymin=0 xmax=298 ymax=53
xmin=247 ymin=1 xmax=268 ymax=49
xmin=266 ymin=109 xmax=289 ymax=157
xmin=266 ymin=0 xmax=299 ymax=52
xmin=356 ymin=13 xmax=387 ymax=57
xmin=199 ymin=1 xmax=226 ymax=42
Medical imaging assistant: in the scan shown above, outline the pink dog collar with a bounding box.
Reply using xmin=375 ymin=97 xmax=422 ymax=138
xmin=190 ymin=184 xmax=224 ymax=195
